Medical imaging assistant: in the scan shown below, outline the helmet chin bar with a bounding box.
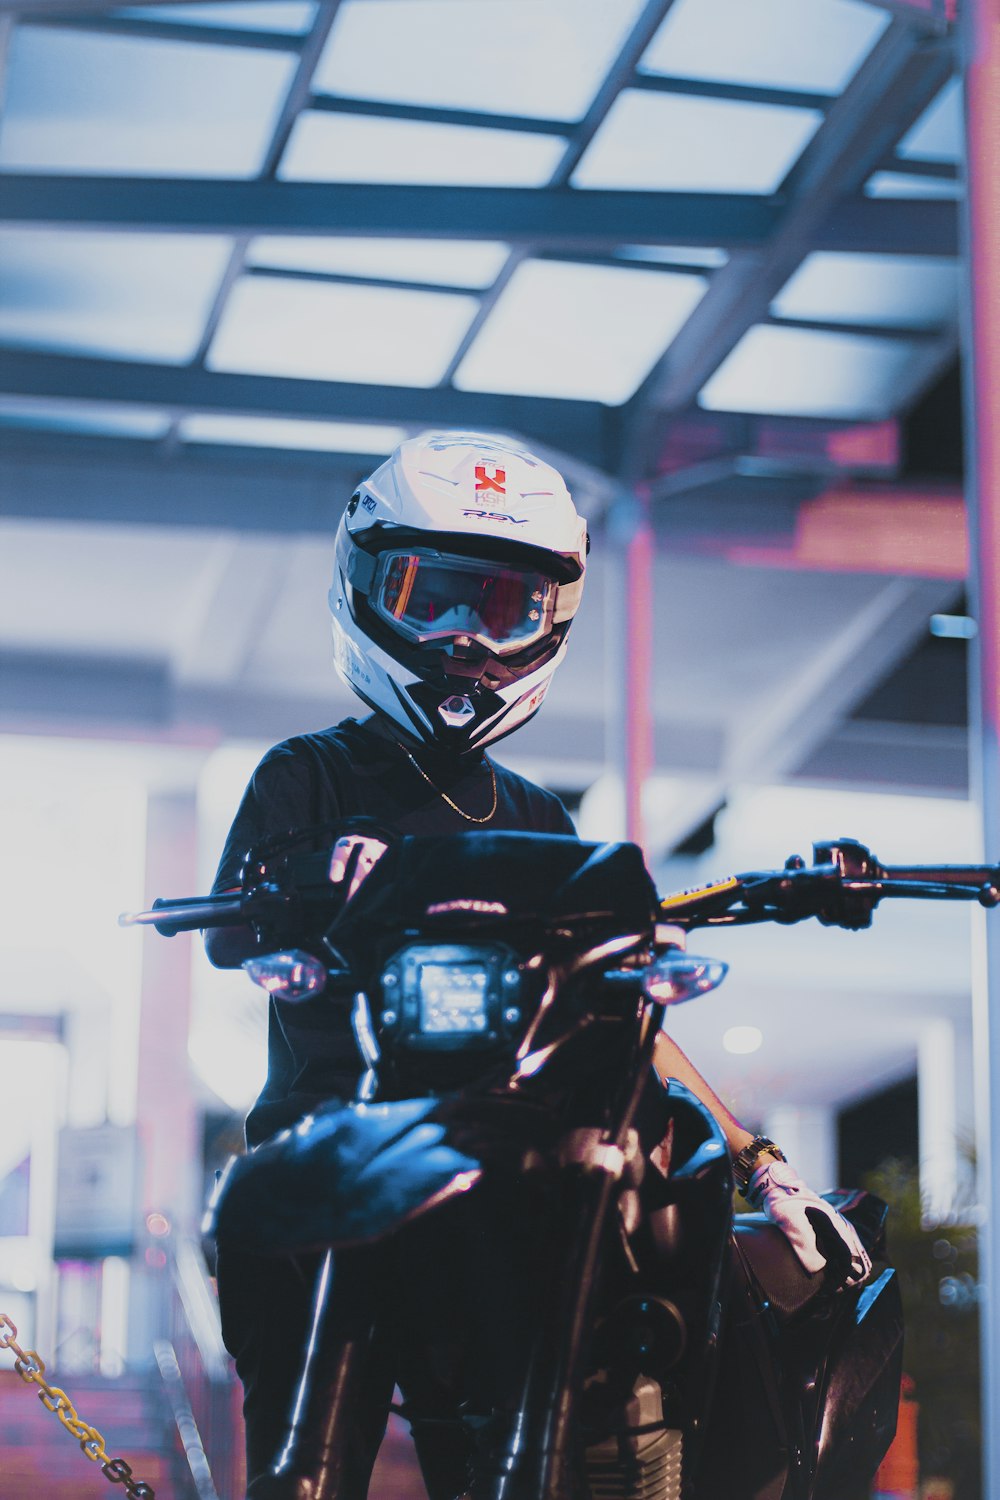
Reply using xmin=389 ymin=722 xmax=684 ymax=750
xmin=406 ymin=677 xmax=507 ymax=753
xmin=437 ymin=695 xmax=476 ymax=729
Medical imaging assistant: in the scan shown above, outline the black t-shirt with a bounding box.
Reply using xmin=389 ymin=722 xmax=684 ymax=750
xmin=210 ymin=716 xmax=576 ymax=1144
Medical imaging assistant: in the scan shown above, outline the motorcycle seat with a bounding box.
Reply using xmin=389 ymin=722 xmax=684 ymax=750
xmin=732 ymin=1189 xmax=887 ymax=1322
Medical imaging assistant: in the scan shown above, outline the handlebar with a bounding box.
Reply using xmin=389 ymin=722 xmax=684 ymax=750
xmin=118 ymin=893 xmax=248 ymax=936
xmin=118 ymin=836 xmax=1000 ymax=940
xmin=659 ymin=838 xmax=1000 ymax=932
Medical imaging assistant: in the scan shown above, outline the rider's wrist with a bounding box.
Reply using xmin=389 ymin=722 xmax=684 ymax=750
xmin=732 ymin=1135 xmax=787 ymax=1198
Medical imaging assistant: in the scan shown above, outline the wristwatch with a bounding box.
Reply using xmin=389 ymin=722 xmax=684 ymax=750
xmin=731 ymin=1135 xmax=787 ymax=1197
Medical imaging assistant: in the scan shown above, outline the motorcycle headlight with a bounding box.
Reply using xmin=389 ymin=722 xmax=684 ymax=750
xmin=379 ymin=943 xmax=522 ymax=1051
xmin=418 ymin=961 xmax=490 ymax=1034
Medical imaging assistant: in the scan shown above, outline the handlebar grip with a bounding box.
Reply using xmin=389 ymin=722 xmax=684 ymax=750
xmin=881 ymin=864 xmax=1000 ymax=888
xmin=118 ymin=895 xmax=246 ymax=936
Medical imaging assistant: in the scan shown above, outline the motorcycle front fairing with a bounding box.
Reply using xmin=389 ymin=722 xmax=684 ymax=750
xmin=317 ymin=831 xmax=660 ymax=979
xmin=207 ymin=1096 xmax=483 ymax=1255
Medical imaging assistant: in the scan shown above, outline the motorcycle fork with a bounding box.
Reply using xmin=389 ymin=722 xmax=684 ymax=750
xmin=483 ymin=1164 xmax=621 ymax=1500
xmin=482 ymin=993 xmax=668 ymax=1500
xmin=270 ymin=1247 xmax=391 ymax=1500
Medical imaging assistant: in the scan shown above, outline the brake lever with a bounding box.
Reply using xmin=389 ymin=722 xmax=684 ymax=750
xmin=737 ymin=840 xmax=884 ymax=931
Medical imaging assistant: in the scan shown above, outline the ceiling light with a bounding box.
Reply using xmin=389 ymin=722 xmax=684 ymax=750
xmin=723 ymin=1025 xmax=763 ymax=1054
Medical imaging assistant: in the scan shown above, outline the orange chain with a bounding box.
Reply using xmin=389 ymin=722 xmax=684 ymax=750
xmin=0 ymin=1312 xmax=155 ymax=1497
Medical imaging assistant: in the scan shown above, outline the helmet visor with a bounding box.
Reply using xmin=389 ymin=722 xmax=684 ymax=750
xmin=371 ymin=550 xmax=557 ymax=655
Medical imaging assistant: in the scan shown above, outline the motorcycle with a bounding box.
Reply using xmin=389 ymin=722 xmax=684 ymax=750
xmin=122 ymin=827 xmax=1000 ymax=1500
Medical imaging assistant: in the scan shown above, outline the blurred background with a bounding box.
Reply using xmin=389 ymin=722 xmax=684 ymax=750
xmin=0 ymin=0 xmax=986 ymax=1496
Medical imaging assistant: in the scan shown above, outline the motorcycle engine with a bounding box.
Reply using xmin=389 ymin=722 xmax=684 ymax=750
xmin=583 ymin=1375 xmax=682 ymax=1500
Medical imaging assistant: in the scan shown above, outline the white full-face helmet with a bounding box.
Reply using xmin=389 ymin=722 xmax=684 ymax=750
xmin=329 ymin=431 xmax=588 ymax=753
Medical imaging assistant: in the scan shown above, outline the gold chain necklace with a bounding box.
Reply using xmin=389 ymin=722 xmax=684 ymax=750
xmin=404 ymin=747 xmax=498 ymax=824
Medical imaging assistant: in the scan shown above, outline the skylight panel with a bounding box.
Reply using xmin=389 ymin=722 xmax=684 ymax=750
xmin=865 ymin=171 xmax=961 ymax=200
xmin=772 ymin=253 xmax=959 ymax=330
xmin=180 ymin=415 xmax=407 ymax=453
xmin=700 ymin=325 xmax=925 ymax=419
xmin=0 ymin=400 xmax=170 ymax=439
xmin=572 ymin=91 xmax=822 ymax=194
xmin=640 ymin=0 xmax=889 ymax=94
xmin=280 ymin=111 xmax=565 ymax=186
xmin=312 ymin=0 xmax=646 ymax=122
xmin=247 ymin=237 xmax=511 ymax=288
xmin=0 ymin=26 xmax=298 ymax=177
xmin=897 ymin=78 xmax=963 ymax=164
xmin=453 ymin=260 xmax=707 ymax=406
xmin=114 ymin=3 xmax=315 ymax=31
xmin=207 ymin=277 xmax=479 ymax=387
xmin=0 ymin=229 xmax=232 ymax=363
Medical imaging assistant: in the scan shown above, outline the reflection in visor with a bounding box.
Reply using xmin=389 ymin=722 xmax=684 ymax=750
xmin=374 ymin=551 xmax=556 ymax=655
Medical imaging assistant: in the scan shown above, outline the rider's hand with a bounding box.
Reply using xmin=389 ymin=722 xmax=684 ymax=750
xmin=328 ymin=835 xmax=388 ymax=901
xmin=748 ymin=1159 xmax=872 ymax=1286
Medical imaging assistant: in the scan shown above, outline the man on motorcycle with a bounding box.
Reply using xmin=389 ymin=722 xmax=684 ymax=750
xmin=205 ymin=431 xmax=869 ymax=1496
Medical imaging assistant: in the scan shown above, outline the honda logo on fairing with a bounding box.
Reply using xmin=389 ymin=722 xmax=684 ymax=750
xmin=425 ymin=899 xmax=509 ymax=916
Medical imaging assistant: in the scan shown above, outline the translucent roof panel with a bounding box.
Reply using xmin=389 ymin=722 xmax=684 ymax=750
xmin=313 ymin=0 xmax=646 ymax=122
xmin=700 ymin=325 xmax=925 ymax=419
xmin=207 ymin=276 xmax=480 ymax=386
xmin=454 ymin=260 xmax=707 ymax=405
xmin=572 ymin=91 xmax=822 ymax=194
xmin=865 ymin=170 xmax=962 ymax=200
xmin=0 ymin=400 xmax=170 ymax=439
xmin=247 ymin=237 xmax=511 ymax=288
xmin=897 ymin=77 xmax=963 ymax=164
xmin=0 ymin=26 xmax=298 ymax=177
xmin=115 ymin=3 xmax=316 ymax=31
xmin=280 ymin=111 xmax=566 ymax=186
xmin=180 ymin=415 xmax=407 ymax=452
xmin=771 ymin=253 xmax=960 ymax=329
xmin=640 ymin=0 xmax=889 ymax=94
xmin=0 ymin=229 xmax=233 ymax=363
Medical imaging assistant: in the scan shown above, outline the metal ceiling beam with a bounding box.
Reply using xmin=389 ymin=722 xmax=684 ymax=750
xmin=0 ymin=436 xmax=386 ymax=532
xmin=813 ymin=194 xmax=956 ymax=256
xmin=187 ymin=1 xmax=345 ymax=373
xmin=437 ymin=0 xmax=681 ymax=394
xmin=551 ymin=0 xmax=681 ymax=186
xmin=20 ymin=12 xmax=306 ymax=51
xmin=0 ymin=424 xmax=624 ymax=527
xmin=859 ymin=0 xmax=953 ymax=30
xmin=0 ymin=352 xmax=615 ymax=461
xmin=622 ymin=21 xmax=957 ymax=468
xmin=0 ymin=173 xmax=958 ymax=255
xmin=9 ymin=0 xmax=235 ymax=8
xmin=631 ymin=70 xmax=835 ymax=113
xmin=308 ymin=92 xmax=572 ymax=136
xmin=0 ymin=173 xmax=780 ymax=246
xmin=263 ymin=3 xmax=347 ymax=184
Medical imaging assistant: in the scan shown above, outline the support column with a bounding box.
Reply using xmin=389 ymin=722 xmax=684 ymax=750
xmin=960 ymin=9 xmax=1000 ymax=1495
xmin=762 ymin=1105 xmax=837 ymax=1193
xmin=127 ymin=787 xmax=200 ymax=1367
xmin=607 ymin=488 xmax=655 ymax=850
xmin=918 ymin=1019 xmax=967 ymax=1223
xmin=136 ymin=788 xmax=199 ymax=1231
